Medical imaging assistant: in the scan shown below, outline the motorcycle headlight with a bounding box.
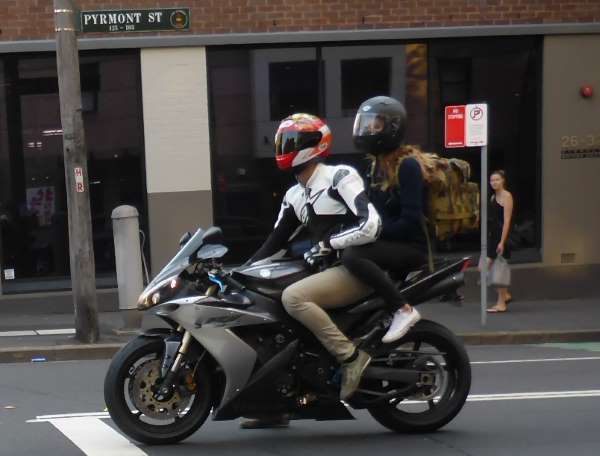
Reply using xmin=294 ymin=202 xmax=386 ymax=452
xmin=137 ymin=276 xmax=181 ymax=310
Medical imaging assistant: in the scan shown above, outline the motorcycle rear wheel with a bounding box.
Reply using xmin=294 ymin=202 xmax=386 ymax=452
xmin=367 ymin=320 xmax=471 ymax=433
xmin=104 ymin=336 xmax=213 ymax=445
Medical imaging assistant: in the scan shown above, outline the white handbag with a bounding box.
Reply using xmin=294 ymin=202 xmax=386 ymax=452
xmin=490 ymin=255 xmax=511 ymax=288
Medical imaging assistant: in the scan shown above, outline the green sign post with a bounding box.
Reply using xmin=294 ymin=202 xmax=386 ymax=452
xmin=80 ymin=8 xmax=190 ymax=33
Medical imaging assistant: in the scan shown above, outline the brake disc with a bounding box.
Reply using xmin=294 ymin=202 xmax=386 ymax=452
xmin=129 ymin=359 xmax=193 ymax=420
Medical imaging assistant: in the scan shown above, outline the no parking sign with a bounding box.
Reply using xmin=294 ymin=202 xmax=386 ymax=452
xmin=445 ymin=104 xmax=488 ymax=148
xmin=444 ymin=103 xmax=489 ymax=326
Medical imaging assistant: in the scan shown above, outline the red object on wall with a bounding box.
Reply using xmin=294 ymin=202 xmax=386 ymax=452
xmin=580 ymin=85 xmax=594 ymax=98
xmin=444 ymin=105 xmax=466 ymax=148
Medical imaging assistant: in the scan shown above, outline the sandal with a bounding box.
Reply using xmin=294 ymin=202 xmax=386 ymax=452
xmin=486 ymin=307 xmax=508 ymax=313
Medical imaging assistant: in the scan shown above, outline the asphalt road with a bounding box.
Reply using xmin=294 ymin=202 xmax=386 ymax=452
xmin=1 ymin=343 xmax=600 ymax=456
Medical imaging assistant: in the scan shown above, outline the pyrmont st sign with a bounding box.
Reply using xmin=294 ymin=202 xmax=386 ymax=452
xmin=80 ymin=8 xmax=190 ymax=33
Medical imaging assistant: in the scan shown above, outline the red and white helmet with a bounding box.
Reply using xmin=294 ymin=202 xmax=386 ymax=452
xmin=275 ymin=113 xmax=332 ymax=171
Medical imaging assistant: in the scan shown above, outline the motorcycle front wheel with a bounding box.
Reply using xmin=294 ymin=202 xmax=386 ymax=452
xmin=104 ymin=335 xmax=213 ymax=445
xmin=366 ymin=320 xmax=471 ymax=433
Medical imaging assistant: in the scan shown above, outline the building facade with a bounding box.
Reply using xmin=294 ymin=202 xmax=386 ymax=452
xmin=0 ymin=1 xmax=599 ymax=305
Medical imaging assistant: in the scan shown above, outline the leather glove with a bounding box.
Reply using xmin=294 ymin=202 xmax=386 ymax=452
xmin=303 ymin=241 xmax=333 ymax=269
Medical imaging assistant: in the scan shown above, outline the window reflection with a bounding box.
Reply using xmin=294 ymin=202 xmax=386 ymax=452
xmin=209 ymin=40 xmax=541 ymax=263
xmin=0 ymin=51 xmax=147 ymax=292
xmin=341 ymin=57 xmax=391 ymax=114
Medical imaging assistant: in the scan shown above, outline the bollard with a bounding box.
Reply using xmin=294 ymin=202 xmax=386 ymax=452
xmin=111 ymin=205 xmax=144 ymax=334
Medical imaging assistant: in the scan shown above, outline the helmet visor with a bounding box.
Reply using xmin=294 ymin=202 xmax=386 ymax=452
xmin=353 ymin=112 xmax=388 ymax=137
xmin=275 ymin=130 xmax=322 ymax=156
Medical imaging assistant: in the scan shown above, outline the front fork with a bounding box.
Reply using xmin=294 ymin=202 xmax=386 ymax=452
xmin=154 ymin=330 xmax=193 ymax=402
xmin=153 ymin=285 xmax=217 ymax=401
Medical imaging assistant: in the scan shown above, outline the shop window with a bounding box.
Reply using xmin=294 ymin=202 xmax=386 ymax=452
xmin=429 ymin=37 xmax=543 ymax=262
xmin=208 ymin=45 xmax=423 ymax=263
xmin=269 ymin=61 xmax=319 ymax=121
xmin=0 ymin=51 xmax=147 ymax=293
xmin=341 ymin=57 xmax=391 ymax=114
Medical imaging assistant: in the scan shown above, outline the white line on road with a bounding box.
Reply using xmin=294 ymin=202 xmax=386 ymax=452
xmin=25 ymin=392 xmax=600 ymax=454
xmin=28 ymin=412 xmax=110 ymax=422
xmin=0 ymin=330 xmax=38 ymax=337
xmin=466 ymin=390 xmax=600 ymax=401
xmin=400 ymin=390 xmax=600 ymax=405
xmin=30 ymin=389 xmax=600 ymax=423
xmin=47 ymin=417 xmax=147 ymax=456
xmin=471 ymin=356 xmax=600 ymax=365
xmin=0 ymin=328 xmax=76 ymax=337
xmin=35 ymin=328 xmax=76 ymax=336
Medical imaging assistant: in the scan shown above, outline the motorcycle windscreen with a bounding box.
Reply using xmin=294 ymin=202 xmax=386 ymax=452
xmin=143 ymin=228 xmax=205 ymax=292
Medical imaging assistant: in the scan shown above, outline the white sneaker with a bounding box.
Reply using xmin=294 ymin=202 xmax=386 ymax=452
xmin=382 ymin=308 xmax=421 ymax=343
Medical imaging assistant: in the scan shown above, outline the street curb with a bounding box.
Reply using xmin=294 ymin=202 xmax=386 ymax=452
xmin=1 ymin=330 xmax=600 ymax=363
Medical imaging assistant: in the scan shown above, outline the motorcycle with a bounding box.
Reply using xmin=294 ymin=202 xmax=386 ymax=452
xmin=104 ymin=226 xmax=471 ymax=445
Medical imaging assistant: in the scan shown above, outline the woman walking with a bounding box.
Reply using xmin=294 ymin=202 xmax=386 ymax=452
xmin=486 ymin=170 xmax=514 ymax=313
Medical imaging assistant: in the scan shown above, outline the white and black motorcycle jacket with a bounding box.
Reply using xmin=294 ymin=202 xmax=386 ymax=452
xmin=250 ymin=163 xmax=381 ymax=262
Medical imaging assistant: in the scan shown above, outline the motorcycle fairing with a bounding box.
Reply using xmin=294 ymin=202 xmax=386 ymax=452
xmin=153 ymin=296 xmax=282 ymax=412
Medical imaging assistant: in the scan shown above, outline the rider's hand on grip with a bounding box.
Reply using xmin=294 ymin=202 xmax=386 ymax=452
xmin=303 ymin=241 xmax=333 ymax=269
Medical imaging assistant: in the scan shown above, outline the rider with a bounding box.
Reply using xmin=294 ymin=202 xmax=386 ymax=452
xmin=248 ymin=113 xmax=381 ymax=403
xmin=342 ymin=96 xmax=431 ymax=343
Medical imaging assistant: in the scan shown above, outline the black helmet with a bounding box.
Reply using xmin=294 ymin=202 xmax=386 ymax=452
xmin=352 ymin=96 xmax=407 ymax=154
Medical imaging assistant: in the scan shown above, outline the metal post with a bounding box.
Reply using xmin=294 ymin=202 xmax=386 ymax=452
xmin=111 ymin=206 xmax=144 ymax=334
xmin=54 ymin=0 xmax=99 ymax=342
xmin=0 ymin=235 xmax=3 ymax=296
xmin=481 ymin=145 xmax=488 ymax=327
xmin=0 ymin=221 xmax=3 ymax=295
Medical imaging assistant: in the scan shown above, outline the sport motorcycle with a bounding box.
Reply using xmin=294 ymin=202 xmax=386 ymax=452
xmin=104 ymin=226 xmax=471 ymax=444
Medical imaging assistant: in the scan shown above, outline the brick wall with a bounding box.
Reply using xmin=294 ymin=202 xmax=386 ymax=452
xmin=1 ymin=0 xmax=600 ymax=41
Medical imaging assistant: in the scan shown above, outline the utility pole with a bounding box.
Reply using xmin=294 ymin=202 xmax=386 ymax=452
xmin=54 ymin=0 xmax=99 ymax=343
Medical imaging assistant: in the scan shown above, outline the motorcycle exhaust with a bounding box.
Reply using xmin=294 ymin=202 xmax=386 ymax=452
xmin=411 ymin=272 xmax=465 ymax=306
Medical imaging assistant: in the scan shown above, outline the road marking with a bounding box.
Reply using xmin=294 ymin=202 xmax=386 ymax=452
xmin=0 ymin=330 xmax=38 ymax=337
xmin=0 ymin=328 xmax=75 ymax=337
xmin=466 ymin=390 xmax=600 ymax=401
xmin=46 ymin=417 xmax=147 ymax=456
xmin=35 ymin=328 xmax=76 ymax=336
xmin=31 ymin=388 xmax=600 ymax=423
xmin=472 ymin=356 xmax=600 ymax=365
xmin=402 ymin=389 xmax=600 ymax=405
xmin=28 ymin=412 xmax=110 ymax=422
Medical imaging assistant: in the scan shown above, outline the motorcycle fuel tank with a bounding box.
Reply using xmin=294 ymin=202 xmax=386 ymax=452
xmin=232 ymin=260 xmax=311 ymax=297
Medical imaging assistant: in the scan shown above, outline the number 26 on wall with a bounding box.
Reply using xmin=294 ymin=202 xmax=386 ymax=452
xmin=560 ymin=135 xmax=600 ymax=148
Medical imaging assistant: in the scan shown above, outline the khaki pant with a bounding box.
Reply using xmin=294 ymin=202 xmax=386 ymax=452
xmin=281 ymin=265 xmax=372 ymax=362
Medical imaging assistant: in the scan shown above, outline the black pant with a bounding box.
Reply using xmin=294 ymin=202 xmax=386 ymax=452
xmin=342 ymin=240 xmax=427 ymax=306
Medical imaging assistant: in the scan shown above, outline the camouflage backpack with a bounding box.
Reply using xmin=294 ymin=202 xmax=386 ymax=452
xmin=368 ymin=150 xmax=480 ymax=242
xmin=422 ymin=153 xmax=480 ymax=242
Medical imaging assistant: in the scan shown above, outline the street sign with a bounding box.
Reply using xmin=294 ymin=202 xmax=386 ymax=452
xmin=444 ymin=102 xmax=489 ymax=327
xmin=445 ymin=103 xmax=488 ymax=148
xmin=466 ymin=103 xmax=488 ymax=147
xmin=80 ymin=8 xmax=190 ymax=33
xmin=444 ymin=105 xmax=466 ymax=148
xmin=74 ymin=167 xmax=85 ymax=193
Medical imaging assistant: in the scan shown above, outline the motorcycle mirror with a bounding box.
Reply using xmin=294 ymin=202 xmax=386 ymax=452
xmin=197 ymin=244 xmax=228 ymax=260
xmin=202 ymin=226 xmax=224 ymax=244
xmin=179 ymin=231 xmax=192 ymax=248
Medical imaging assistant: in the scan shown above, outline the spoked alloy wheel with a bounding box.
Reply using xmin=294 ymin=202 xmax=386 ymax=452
xmin=104 ymin=336 xmax=213 ymax=445
xmin=366 ymin=320 xmax=471 ymax=433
